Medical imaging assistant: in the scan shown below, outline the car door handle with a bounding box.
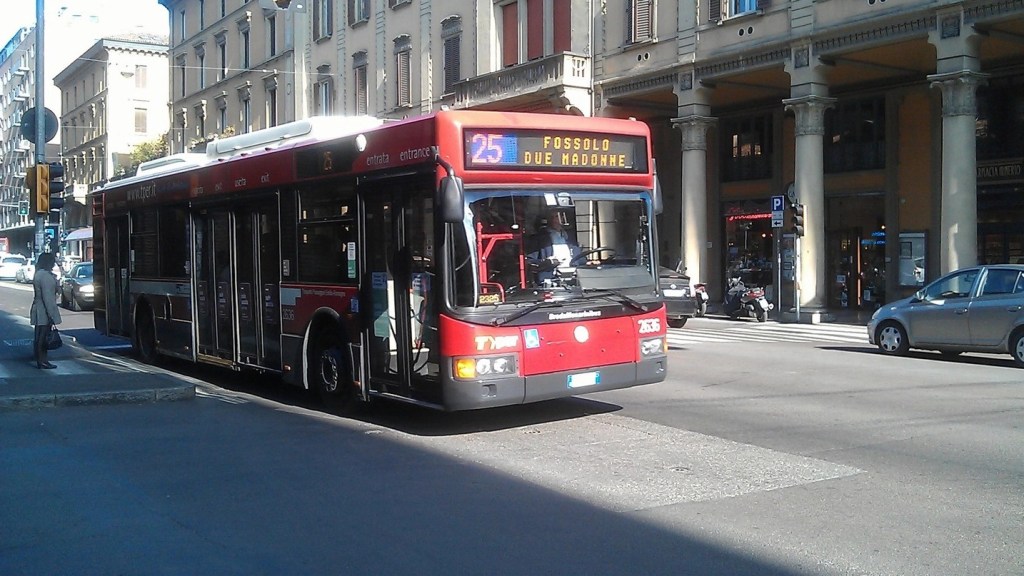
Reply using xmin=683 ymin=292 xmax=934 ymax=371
xmin=1009 ymin=305 xmax=1022 ymax=312
xmin=954 ymin=308 xmax=969 ymax=314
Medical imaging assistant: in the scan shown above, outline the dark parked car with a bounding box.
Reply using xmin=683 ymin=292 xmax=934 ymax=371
xmin=867 ymin=264 xmax=1024 ymax=367
xmin=659 ymin=265 xmax=696 ymax=328
xmin=60 ymin=261 xmax=94 ymax=311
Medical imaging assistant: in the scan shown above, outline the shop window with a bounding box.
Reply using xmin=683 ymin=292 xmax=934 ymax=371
xmin=977 ymin=78 xmax=1024 ymax=161
xmin=721 ymin=114 xmax=773 ymax=182
xmin=824 ymin=97 xmax=886 ymax=173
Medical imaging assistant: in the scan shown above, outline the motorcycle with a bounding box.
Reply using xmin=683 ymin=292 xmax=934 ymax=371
xmin=693 ymin=282 xmax=709 ymax=317
xmin=722 ymin=277 xmax=773 ymax=322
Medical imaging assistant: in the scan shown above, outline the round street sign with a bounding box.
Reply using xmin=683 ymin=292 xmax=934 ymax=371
xmin=20 ymin=107 xmax=59 ymax=143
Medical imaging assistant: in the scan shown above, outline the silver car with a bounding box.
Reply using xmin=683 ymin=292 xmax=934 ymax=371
xmin=867 ymin=264 xmax=1024 ymax=367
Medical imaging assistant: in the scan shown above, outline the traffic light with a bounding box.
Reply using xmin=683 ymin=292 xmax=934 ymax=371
xmin=26 ymin=164 xmax=48 ymax=213
xmin=44 ymin=162 xmax=65 ymax=211
xmin=790 ymin=203 xmax=805 ymax=237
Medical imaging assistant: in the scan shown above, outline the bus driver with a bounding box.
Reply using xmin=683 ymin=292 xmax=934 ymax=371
xmin=528 ymin=210 xmax=580 ymax=284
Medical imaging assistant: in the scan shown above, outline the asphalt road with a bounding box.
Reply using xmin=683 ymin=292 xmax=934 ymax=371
xmin=2 ymin=282 xmax=1021 ymax=575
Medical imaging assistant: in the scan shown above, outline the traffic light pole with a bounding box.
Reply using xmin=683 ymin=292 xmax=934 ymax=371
xmin=33 ymin=0 xmax=46 ymax=257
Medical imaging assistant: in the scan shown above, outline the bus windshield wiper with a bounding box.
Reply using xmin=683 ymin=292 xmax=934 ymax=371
xmin=492 ymin=299 xmax=564 ymax=326
xmin=584 ymin=289 xmax=649 ymax=312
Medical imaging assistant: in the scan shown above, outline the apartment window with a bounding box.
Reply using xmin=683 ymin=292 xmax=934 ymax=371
xmin=199 ymin=0 xmax=205 ymax=28
xmin=710 ymin=0 xmax=768 ymax=22
xmin=353 ymin=51 xmax=368 ymax=115
xmin=267 ymin=14 xmax=277 ymax=57
xmin=389 ymin=0 xmax=410 ymax=7
xmin=197 ymin=51 xmax=206 ymax=89
xmin=314 ymin=0 xmax=334 ymax=39
xmin=267 ymin=87 xmax=278 ymax=127
xmin=394 ymin=36 xmax=411 ymax=107
xmin=441 ymin=17 xmax=461 ymax=95
xmin=241 ymin=98 xmax=251 ymax=133
xmin=216 ymin=34 xmax=228 ymax=81
xmin=316 ymin=65 xmax=333 ymax=115
xmin=721 ymin=114 xmax=773 ymax=182
xmin=221 ymin=0 xmax=226 ymax=18
xmin=135 ymin=65 xmax=147 ymax=89
xmin=629 ymin=0 xmax=654 ymax=43
xmin=196 ymin=111 xmax=206 ymax=141
xmin=218 ymin=105 xmax=227 ymax=133
xmin=824 ymin=97 xmax=886 ymax=173
xmin=241 ymin=28 xmax=250 ymax=69
xmin=348 ymin=0 xmax=369 ymax=26
xmin=500 ymin=0 xmax=569 ymax=67
xmin=179 ymin=10 xmax=186 ymax=42
xmin=177 ymin=56 xmax=187 ymax=98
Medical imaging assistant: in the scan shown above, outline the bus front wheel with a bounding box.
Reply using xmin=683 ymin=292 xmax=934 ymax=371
xmin=310 ymin=331 xmax=357 ymax=412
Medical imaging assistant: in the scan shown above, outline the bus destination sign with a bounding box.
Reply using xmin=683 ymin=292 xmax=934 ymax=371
xmin=465 ymin=129 xmax=646 ymax=173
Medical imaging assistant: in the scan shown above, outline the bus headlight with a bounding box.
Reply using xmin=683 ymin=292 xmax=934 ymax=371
xmin=454 ymin=355 xmax=519 ymax=380
xmin=639 ymin=337 xmax=666 ymax=356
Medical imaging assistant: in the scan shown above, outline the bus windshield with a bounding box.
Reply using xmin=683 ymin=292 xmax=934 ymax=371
xmin=453 ymin=189 xmax=658 ymax=308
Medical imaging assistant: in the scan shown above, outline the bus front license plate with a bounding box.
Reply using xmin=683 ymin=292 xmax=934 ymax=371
xmin=568 ymin=371 xmax=600 ymax=389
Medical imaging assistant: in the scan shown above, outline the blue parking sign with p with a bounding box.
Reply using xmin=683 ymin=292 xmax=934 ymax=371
xmin=771 ymin=195 xmax=785 ymax=212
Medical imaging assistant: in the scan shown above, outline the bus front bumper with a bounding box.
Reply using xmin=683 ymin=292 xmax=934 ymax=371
xmin=443 ymin=356 xmax=667 ymax=411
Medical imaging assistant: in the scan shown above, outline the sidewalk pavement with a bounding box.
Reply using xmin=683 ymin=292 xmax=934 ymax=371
xmin=0 ymin=332 xmax=195 ymax=411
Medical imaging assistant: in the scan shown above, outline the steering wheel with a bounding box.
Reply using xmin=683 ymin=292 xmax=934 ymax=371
xmin=570 ymin=246 xmax=616 ymax=266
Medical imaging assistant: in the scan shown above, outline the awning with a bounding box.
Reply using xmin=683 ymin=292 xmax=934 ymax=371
xmin=64 ymin=227 xmax=93 ymax=242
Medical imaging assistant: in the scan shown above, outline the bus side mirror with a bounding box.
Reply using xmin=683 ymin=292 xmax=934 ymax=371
xmin=438 ymin=176 xmax=464 ymax=223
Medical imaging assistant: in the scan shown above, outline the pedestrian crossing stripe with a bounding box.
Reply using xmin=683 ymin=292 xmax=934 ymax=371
xmin=666 ymin=322 xmax=868 ymax=345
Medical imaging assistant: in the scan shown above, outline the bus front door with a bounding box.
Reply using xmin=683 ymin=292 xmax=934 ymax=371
xmin=105 ymin=215 xmax=131 ymax=337
xmin=362 ymin=182 xmax=440 ymax=402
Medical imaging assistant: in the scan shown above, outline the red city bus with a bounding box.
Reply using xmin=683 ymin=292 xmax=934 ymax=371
xmin=92 ymin=110 xmax=667 ymax=411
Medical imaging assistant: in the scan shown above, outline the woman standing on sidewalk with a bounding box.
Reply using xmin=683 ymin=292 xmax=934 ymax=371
xmin=30 ymin=251 xmax=61 ymax=369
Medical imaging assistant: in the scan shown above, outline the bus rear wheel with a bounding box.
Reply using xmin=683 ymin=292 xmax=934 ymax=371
xmin=133 ymin=308 xmax=159 ymax=365
xmin=310 ymin=331 xmax=358 ymax=412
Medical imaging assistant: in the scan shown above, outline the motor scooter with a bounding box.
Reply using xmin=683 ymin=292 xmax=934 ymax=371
xmin=693 ymin=282 xmax=709 ymax=317
xmin=722 ymin=277 xmax=773 ymax=322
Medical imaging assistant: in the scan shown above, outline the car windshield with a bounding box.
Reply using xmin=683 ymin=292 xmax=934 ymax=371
xmin=76 ymin=263 xmax=93 ymax=278
xmin=451 ymin=188 xmax=657 ymax=308
xmin=3 ymin=256 xmax=25 ymax=264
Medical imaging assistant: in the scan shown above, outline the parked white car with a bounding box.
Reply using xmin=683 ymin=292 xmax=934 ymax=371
xmin=0 ymin=254 xmax=27 ymax=280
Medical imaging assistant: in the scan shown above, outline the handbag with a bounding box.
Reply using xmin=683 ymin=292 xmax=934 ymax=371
xmin=45 ymin=323 xmax=63 ymax=351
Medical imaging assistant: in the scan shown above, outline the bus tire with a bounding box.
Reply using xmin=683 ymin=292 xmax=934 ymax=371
xmin=133 ymin=305 xmax=160 ymax=365
xmin=310 ymin=330 xmax=358 ymax=413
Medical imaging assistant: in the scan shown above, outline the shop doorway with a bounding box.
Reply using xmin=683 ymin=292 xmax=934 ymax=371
xmin=826 ymin=194 xmax=886 ymax=309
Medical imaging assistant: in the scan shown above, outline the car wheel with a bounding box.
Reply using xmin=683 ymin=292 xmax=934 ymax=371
xmin=1011 ymin=330 xmax=1024 ymax=369
xmin=71 ymin=294 xmax=83 ymax=312
xmin=876 ymin=321 xmax=909 ymax=356
xmin=668 ymin=317 xmax=687 ymax=328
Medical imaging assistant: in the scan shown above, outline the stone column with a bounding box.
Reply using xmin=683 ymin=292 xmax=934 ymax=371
xmin=783 ymin=95 xmax=835 ymax=310
xmin=671 ymin=115 xmax=716 ymax=284
xmin=929 ymin=71 xmax=986 ymax=273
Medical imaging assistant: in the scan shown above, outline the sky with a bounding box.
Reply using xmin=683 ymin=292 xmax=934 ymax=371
xmin=2 ymin=0 xmax=169 ymax=45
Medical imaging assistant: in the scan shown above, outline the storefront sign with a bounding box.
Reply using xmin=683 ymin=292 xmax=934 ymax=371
xmin=977 ymin=159 xmax=1024 ymax=183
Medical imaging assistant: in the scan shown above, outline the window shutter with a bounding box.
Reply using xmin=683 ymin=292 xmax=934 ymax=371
xmin=757 ymin=0 xmax=770 ymax=10
xmin=397 ymin=51 xmax=411 ymax=106
xmin=709 ymin=0 xmax=721 ymax=22
xmin=632 ymin=0 xmax=652 ymax=42
xmin=443 ymin=35 xmax=460 ymax=94
xmin=355 ymin=66 xmax=367 ymax=115
xmin=502 ymin=3 xmax=518 ymax=67
xmin=347 ymin=0 xmax=355 ymax=26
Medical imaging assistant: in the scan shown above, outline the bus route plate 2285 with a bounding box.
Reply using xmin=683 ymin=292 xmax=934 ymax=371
xmin=568 ymin=371 xmax=601 ymax=389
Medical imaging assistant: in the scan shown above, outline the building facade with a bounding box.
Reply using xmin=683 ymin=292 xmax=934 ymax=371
xmin=0 ymin=28 xmax=37 ymax=256
xmin=136 ymin=1 xmax=1024 ymax=316
xmin=597 ymin=0 xmax=1024 ymax=314
xmin=53 ymin=34 xmax=171 ymax=260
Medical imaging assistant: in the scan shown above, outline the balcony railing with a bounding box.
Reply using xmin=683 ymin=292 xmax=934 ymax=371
xmin=454 ymin=52 xmax=591 ymax=109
